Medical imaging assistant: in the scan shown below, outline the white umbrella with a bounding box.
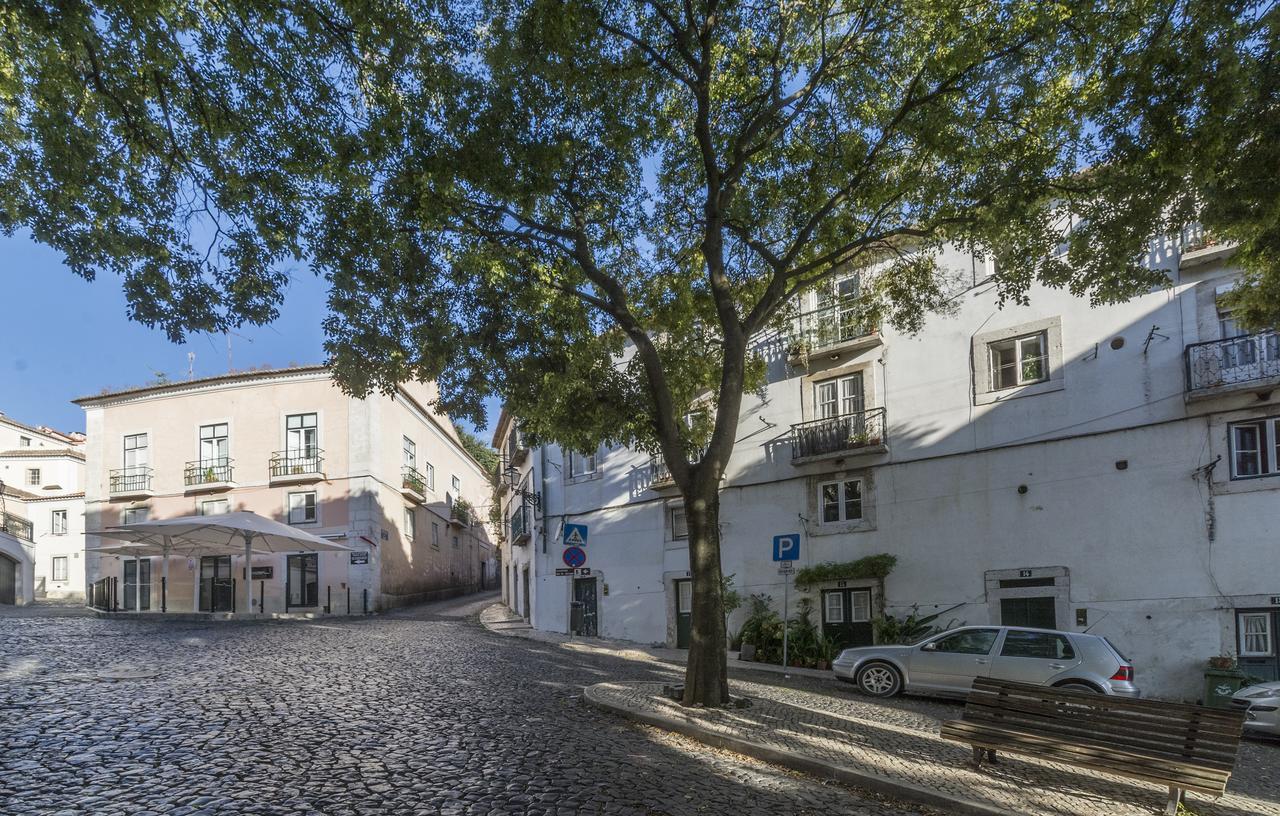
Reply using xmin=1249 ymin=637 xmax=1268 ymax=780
xmin=90 ymin=511 xmax=351 ymax=614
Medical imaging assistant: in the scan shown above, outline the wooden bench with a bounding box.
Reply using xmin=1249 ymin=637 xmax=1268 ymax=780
xmin=940 ymin=678 xmax=1246 ymax=814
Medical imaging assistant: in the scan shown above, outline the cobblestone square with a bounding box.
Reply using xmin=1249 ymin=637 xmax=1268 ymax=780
xmin=0 ymin=598 xmax=931 ymax=816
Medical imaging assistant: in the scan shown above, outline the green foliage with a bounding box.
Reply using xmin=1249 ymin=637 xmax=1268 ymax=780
xmin=738 ymin=593 xmax=784 ymax=664
xmin=720 ymin=573 xmax=743 ymax=619
xmin=873 ymin=605 xmax=957 ymax=645
xmin=786 ymin=598 xmax=821 ymax=668
xmin=794 ymin=555 xmax=897 ymax=590
xmin=453 ymin=423 xmax=499 ymax=479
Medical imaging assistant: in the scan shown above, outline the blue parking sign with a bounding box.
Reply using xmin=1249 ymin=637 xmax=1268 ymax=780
xmin=772 ymin=533 xmax=800 ymax=562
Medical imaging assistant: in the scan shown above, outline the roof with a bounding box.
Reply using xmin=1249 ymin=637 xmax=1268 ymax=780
xmin=0 ymin=483 xmax=40 ymax=501
xmin=490 ymin=407 xmax=513 ymax=448
xmin=0 ymin=448 xmax=86 ymax=461
xmin=23 ymin=491 xmax=85 ymax=503
xmin=73 ymin=364 xmax=329 ymax=405
xmin=0 ymin=412 xmax=84 ymax=445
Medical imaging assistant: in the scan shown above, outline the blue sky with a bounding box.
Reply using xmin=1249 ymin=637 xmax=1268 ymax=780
xmin=0 ymin=231 xmax=500 ymax=440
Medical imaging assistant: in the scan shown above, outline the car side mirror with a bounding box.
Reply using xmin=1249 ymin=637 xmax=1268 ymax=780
xmin=921 ymin=642 xmax=937 ymax=652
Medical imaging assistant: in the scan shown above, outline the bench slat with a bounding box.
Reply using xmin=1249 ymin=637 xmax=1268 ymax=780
xmin=964 ymin=688 xmax=1245 ymax=739
xmin=940 ymin=722 xmax=1232 ymax=794
xmin=969 ymin=678 xmax=1244 ymax=725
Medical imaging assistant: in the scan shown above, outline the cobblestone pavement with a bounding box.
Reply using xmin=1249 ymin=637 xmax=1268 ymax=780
xmin=0 ymin=598 xmax=935 ymax=816
xmin=587 ymin=680 xmax=1280 ymax=816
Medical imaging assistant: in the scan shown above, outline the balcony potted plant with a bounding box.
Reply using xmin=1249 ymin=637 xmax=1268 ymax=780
xmin=203 ymin=466 xmax=217 ymax=483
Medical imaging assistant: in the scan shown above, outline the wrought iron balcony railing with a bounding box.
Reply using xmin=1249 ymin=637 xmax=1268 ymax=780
xmin=269 ymin=449 xmax=325 ymax=478
xmin=184 ymin=458 xmax=234 ymax=486
xmin=509 ymin=504 xmax=531 ymax=543
xmin=649 ymin=449 xmax=706 ymax=486
xmin=1185 ymin=332 xmax=1280 ymax=395
xmin=109 ymin=466 xmax=154 ymax=494
xmin=789 ymin=303 xmax=876 ymax=356
xmin=791 ymin=407 xmax=887 ymax=461
xmin=401 ymin=465 xmax=427 ymax=496
xmin=0 ymin=512 xmax=33 ymax=541
xmin=505 ymin=427 xmax=529 ymax=467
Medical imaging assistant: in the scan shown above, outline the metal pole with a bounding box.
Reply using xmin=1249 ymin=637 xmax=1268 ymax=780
xmin=347 ymin=586 xmax=351 ymax=615
xmin=326 ymin=585 xmax=331 ymax=614
xmin=259 ymin=580 xmax=265 ymax=613
xmin=162 ymin=536 xmax=171 ymax=613
xmin=782 ymin=570 xmax=790 ymax=671
xmin=243 ymin=532 xmax=253 ymax=615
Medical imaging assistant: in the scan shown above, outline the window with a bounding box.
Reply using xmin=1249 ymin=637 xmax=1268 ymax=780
xmin=452 ymin=535 xmax=460 ymax=548
xmin=52 ymin=557 xmax=68 ymax=582
xmin=1229 ymin=416 xmax=1280 ymax=479
xmin=404 ymin=507 xmax=416 ymax=540
xmin=285 ymin=413 xmax=318 ymax=456
xmin=824 ymin=593 xmax=844 ymax=624
xmin=814 ymin=373 xmax=865 ymax=420
xmin=1000 ymin=597 xmax=1058 ymax=629
xmin=431 ymin=521 xmax=440 ymax=549
xmin=1240 ymin=613 xmax=1274 ymax=657
xmin=1000 ymin=631 xmax=1075 ymax=660
xmin=199 ymin=423 xmax=229 ymax=463
xmin=287 ymin=553 xmax=318 ymax=608
xmin=26 ymin=468 xmax=40 ymax=486
xmin=425 ymin=463 xmax=435 ymax=491
xmin=287 ymin=491 xmax=317 ymax=525
xmin=670 ymin=507 xmax=689 ymax=539
xmin=122 ymin=507 xmax=150 ymax=525
xmin=928 ymin=629 xmax=1000 ymax=655
xmin=403 ymin=436 xmax=417 ymax=468
xmin=452 ymin=475 xmax=462 ymax=492
xmin=51 ymin=510 xmax=67 ymax=535
xmin=199 ymin=499 xmax=229 ymax=516
xmin=819 ymin=479 xmax=863 ymax=523
xmin=123 ymin=433 xmax=149 ymax=468
xmin=569 ymin=450 xmax=596 ymax=478
xmin=851 ymin=591 xmax=871 ymax=621
xmin=19 ymin=436 xmax=30 ymax=447
xmin=989 ymin=331 xmax=1049 ymax=390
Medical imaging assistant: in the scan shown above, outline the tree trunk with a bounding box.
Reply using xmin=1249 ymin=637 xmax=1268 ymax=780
xmin=682 ymin=486 xmax=729 ymax=706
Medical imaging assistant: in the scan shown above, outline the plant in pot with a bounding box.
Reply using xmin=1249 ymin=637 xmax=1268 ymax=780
xmin=739 ymin=594 xmax=783 ymax=664
xmin=787 ymin=598 xmax=820 ymax=668
xmin=815 ymin=635 xmax=837 ymax=671
xmin=1208 ymin=653 xmax=1236 ymax=670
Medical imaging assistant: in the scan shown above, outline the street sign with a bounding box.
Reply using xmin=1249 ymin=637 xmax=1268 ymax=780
xmin=563 ymin=546 xmax=587 ymax=568
xmin=350 ymin=552 xmax=370 ymax=565
xmin=772 ymin=533 xmax=800 ymax=562
xmin=778 ymin=562 xmax=795 ymax=575
xmin=555 ymin=567 xmax=592 ymax=577
xmin=251 ymin=566 xmax=274 ymax=580
xmin=563 ymin=523 xmax=589 ymax=547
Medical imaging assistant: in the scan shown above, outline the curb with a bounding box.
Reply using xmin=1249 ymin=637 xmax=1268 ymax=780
xmin=584 ymin=683 xmax=1021 ymax=816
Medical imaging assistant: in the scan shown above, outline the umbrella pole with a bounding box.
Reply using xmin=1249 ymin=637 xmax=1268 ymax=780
xmin=162 ymin=536 xmax=171 ymax=613
xmin=243 ymin=531 xmax=253 ymax=616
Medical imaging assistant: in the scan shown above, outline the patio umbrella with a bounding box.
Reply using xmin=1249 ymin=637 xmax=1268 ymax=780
xmin=90 ymin=511 xmax=351 ymax=614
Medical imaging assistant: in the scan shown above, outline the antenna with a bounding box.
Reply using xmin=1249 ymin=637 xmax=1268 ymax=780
xmin=187 ymin=352 xmax=195 ymax=380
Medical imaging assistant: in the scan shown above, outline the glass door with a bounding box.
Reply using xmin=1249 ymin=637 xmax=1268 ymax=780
xmin=200 ymin=555 xmax=233 ymax=612
xmin=286 ymin=553 xmax=319 ymax=609
xmin=123 ymin=559 xmax=152 ymax=611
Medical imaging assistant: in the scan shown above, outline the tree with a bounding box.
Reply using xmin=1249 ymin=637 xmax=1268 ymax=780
xmin=454 ymin=423 xmax=499 ymax=479
xmin=1 ymin=0 xmax=1269 ymax=705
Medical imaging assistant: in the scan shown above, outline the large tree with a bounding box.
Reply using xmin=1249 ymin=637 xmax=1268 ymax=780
xmin=2 ymin=0 xmax=1271 ymax=704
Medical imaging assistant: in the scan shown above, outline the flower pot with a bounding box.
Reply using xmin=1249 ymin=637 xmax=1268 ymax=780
xmin=1208 ymin=656 xmax=1235 ymax=670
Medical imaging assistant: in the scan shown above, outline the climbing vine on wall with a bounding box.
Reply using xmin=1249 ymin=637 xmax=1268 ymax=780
xmin=794 ymin=555 xmax=897 ymax=590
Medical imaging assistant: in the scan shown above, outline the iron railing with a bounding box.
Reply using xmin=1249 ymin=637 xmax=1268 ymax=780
xmin=450 ymin=500 xmax=474 ymax=527
xmin=790 ymin=303 xmax=876 ymax=355
xmin=402 ymin=465 xmax=427 ymax=495
xmin=109 ymin=466 xmax=154 ymax=494
xmin=269 ymin=449 xmax=324 ymax=477
xmin=791 ymin=407 xmax=887 ymax=461
xmin=505 ymin=427 xmax=529 ymax=466
xmin=0 ymin=512 xmax=33 ymax=541
xmin=649 ymin=449 xmax=706 ymax=486
xmin=184 ymin=458 xmax=234 ymax=486
xmin=509 ymin=503 xmax=531 ymax=543
xmin=88 ymin=577 xmax=118 ymax=611
xmin=1185 ymin=332 xmax=1280 ymax=393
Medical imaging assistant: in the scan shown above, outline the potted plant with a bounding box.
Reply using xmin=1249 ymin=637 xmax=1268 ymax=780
xmin=1208 ymin=653 xmax=1236 ymax=670
xmin=203 ymin=467 xmax=217 ymax=483
xmin=815 ymin=635 xmax=837 ymax=671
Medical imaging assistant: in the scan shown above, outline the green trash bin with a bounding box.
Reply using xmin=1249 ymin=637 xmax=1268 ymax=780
xmin=1203 ymin=668 xmax=1247 ymax=708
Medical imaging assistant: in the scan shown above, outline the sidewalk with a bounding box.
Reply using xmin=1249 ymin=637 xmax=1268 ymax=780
xmin=586 ymin=679 xmax=1280 ymax=816
xmin=479 ymin=602 xmax=831 ymax=681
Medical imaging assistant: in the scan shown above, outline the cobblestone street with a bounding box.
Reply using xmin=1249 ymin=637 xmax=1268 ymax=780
xmin=0 ymin=597 xmax=932 ymax=816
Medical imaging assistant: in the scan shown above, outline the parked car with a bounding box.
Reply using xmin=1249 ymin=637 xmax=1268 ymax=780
xmin=832 ymin=625 xmax=1140 ymax=699
xmin=1231 ymin=681 xmax=1280 ymax=738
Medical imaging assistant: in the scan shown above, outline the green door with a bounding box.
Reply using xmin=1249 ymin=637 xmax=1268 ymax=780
xmin=821 ymin=588 xmax=873 ymax=649
xmin=675 ymin=579 xmax=692 ymax=648
xmin=1000 ymin=596 xmax=1057 ymax=629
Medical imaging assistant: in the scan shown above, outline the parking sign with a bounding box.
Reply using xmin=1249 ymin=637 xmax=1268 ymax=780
xmin=772 ymin=533 xmax=800 ymax=562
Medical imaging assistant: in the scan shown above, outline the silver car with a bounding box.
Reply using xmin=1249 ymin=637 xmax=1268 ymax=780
xmin=832 ymin=625 xmax=1141 ymax=698
xmin=1231 ymin=681 xmax=1280 ymax=738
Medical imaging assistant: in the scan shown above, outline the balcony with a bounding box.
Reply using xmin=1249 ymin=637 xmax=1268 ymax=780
xmin=791 ymin=407 xmax=888 ymax=463
xmin=505 ymin=427 xmax=529 ymax=468
xmin=1180 ymin=224 xmax=1238 ymax=269
xmin=449 ymin=499 xmax=475 ymax=528
xmin=788 ymin=304 xmax=880 ymax=365
xmin=109 ymin=466 xmax=155 ymax=500
xmin=1185 ymin=332 xmax=1280 ymax=400
xmin=183 ymin=458 xmax=236 ymax=493
xmin=269 ymin=449 xmax=325 ymax=486
xmin=401 ymin=465 xmax=427 ymax=503
xmin=1 ymin=512 xmax=33 ymax=541
xmin=509 ymin=504 xmax=531 ymax=545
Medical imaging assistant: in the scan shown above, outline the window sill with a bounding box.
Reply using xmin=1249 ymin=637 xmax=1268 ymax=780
xmin=811 ymin=519 xmax=876 ymax=536
xmin=1214 ymin=474 xmax=1280 ymax=496
xmin=974 ymin=377 xmax=1064 ymax=406
xmin=565 ymin=471 xmax=602 ymax=486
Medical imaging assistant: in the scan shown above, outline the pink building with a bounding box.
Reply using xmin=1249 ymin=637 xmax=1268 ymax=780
xmin=76 ymin=366 xmax=495 ymax=615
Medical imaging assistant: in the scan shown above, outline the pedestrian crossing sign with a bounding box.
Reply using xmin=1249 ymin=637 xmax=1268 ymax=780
xmin=563 ymin=523 xmax=589 ymax=547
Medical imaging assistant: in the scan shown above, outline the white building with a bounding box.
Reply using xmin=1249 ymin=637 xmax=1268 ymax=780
xmin=0 ymin=412 xmax=86 ymax=601
xmin=493 ymin=234 xmax=1280 ymax=701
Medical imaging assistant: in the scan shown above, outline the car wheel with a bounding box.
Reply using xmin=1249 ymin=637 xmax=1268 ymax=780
xmin=1056 ymin=681 xmax=1101 ymax=694
xmin=855 ymin=662 xmax=902 ymax=697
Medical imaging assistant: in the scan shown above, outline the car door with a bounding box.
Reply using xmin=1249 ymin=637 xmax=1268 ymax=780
xmin=907 ymin=628 xmax=1001 ymax=693
xmin=990 ymin=630 xmax=1082 ymax=685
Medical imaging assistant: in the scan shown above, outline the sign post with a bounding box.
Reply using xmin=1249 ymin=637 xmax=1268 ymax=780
xmin=772 ymin=534 xmax=801 ymax=672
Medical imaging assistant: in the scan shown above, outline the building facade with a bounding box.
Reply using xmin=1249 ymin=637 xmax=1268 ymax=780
xmin=494 ymin=233 xmax=1280 ymax=701
xmin=77 ymin=366 xmax=496 ymax=615
xmin=0 ymin=412 xmax=86 ymax=601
